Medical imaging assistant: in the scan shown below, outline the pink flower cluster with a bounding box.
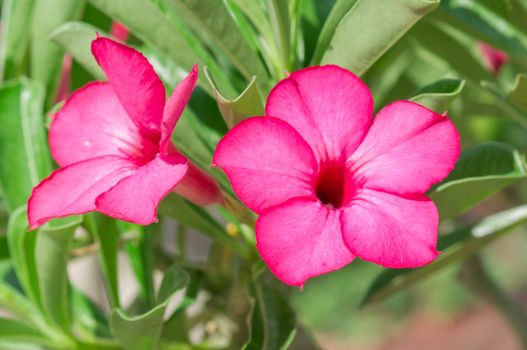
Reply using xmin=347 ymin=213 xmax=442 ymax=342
xmin=29 ymin=38 xmax=460 ymax=286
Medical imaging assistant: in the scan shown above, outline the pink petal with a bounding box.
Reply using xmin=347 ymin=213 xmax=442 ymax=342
xmin=265 ymin=65 xmax=373 ymax=162
xmin=95 ymin=153 xmax=188 ymax=225
xmin=28 ymin=157 xmax=137 ymax=229
xmin=50 ymin=82 xmax=158 ymax=167
xmin=91 ymin=37 xmax=165 ymax=136
xmin=341 ymin=189 xmax=439 ymax=268
xmin=160 ymin=65 xmax=198 ymax=155
xmin=213 ymin=117 xmax=318 ymax=214
xmin=348 ymin=101 xmax=460 ymax=194
xmin=256 ymin=198 xmax=355 ymax=287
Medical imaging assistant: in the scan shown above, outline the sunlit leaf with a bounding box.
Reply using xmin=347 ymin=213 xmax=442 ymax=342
xmin=321 ymin=0 xmax=439 ymax=75
xmin=204 ymin=68 xmax=264 ymax=128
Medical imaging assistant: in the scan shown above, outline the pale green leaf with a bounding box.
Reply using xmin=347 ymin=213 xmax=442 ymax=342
xmin=50 ymin=22 xmax=105 ymax=80
xmin=411 ymin=78 xmax=465 ymax=113
xmin=508 ymin=74 xmax=527 ymax=111
xmin=321 ymin=0 xmax=439 ymax=75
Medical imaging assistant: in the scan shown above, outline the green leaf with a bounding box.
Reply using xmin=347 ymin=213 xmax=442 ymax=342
xmin=409 ymin=20 xmax=491 ymax=81
xmin=50 ymin=22 xmax=105 ymax=80
xmin=159 ymin=194 xmax=248 ymax=258
xmin=0 ymin=0 xmax=34 ymax=80
xmin=243 ymin=281 xmax=296 ymax=350
xmin=0 ymin=317 xmax=50 ymax=346
xmin=320 ymin=0 xmax=439 ymax=75
xmin=311 ymin=0 xmax=358 ymax=64
xmin=430 ymin=142 xmax=527 ymax=220
xmin=71 ymin=287 xmax=111 ymax=339
xmin=160 ymin=0 xmax=268 ymax=81
xmin=267 ymin=0 xmax=291 ymax=70
xmin=362 ymin=204 xmax=527 ymax=306
xmin=0 ymin=79 xmax=52 ymax=211
xmin=36 ymin=216 xmax=82 ymax=331
xmin=410 ymin=78 xmax=465 ymax=113
xmin=508 ymin=74 xmax=527 ymax=111
xmin=87 ymin=0 xmax=197 ymax=69
xmin=204 ymin=68 xmax=264 ymax=128
xmin=437 ymin=0 xmax=527 ymax=68
xmin=110 ymin=265 xmax=189 ymax=350
xmin=84 ymin=214 xmax=120 ymax=308
xmin=7 ymin=207 xmax=41 ymax=307
xmin=30 ymin=0 xmax=85 ymax=106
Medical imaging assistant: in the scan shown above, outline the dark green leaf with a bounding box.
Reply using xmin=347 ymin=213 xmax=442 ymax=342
xmin=7 ymin=207 xmax=41 ymax=307
xmin=321 ymin=0 xmax=439 ymax=75
xmin=36 ymin=216 xmax=82 ymax=330
xmin=0 ymin=79 xmax=52 ymax=211
xmin=157 ymin=265 xmax=189 ymax=304
xmin=411 ymin=78 xmax=465 ymax=113
xmin=204 ymin=68 xmax=264 ymax=128
xmin=50 ymin=21 xmax=105 ymax=80
xmin=243 ymin=281 xmax=296 ymax=350
xmin=362 ymin=204 xmax=527 ymax=306
xmin=30 ymin=0 xmax=85 ymax=106
xmin=430 ymin=142 xmax=527 ymax=220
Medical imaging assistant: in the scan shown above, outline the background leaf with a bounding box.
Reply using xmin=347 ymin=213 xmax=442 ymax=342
xmin=410 ymin=78 xmax=465 ymax=113
xmin=430 ymin=142 xmax=527 ymax=220
xmin=0 ymin=79 xmax=51 ymax=211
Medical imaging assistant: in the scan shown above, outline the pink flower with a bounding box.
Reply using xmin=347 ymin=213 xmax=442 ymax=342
xmin=478 ymin=42 xmax=508 ymax=74
xmin=28 ymin=37 xmax=221 ymax=229
xmin=110 ymin=21 xmax=130 ymax=42
xmin=213 ymin=65 xmax=460 ymax=287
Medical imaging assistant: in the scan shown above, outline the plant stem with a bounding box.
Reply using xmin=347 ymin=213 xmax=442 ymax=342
xmin=461 ymin=255 xmax=527 ymax=348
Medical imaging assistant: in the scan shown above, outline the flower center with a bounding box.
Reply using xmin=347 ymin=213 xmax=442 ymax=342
xmin=315 ymin=160 xmax=356 ymax=209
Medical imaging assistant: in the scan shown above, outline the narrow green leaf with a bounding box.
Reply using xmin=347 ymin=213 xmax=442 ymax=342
xmin=430 ymin=142 xmax=527 ymax=220
xmin=36 ymin=216 xmax=82 ymax=331
xmin=71 ymin=287 xmax=112 ymax=339
xmin=508 ymin=74 xmax=527 ymax=111
xmin=410 ymin=78 xmax=465 ymax=113
xmin=159 ymin=194 xmax=248 ymax=258
xmin=50 ymin=22 xmax=105 ymax=80
xmin=0 ymin=79 xmax=52 ymax=211
xmin=243 ymin=281 xmax=296 ymax=350
xmin=204 ymin=68 xmax=264 ymax=128
xmin=311 ymin=0 xmax=358 ymax=64
xmin=160 ymin=0 xmax=268 ymax=81
xmin=267 ymin=0 xmax=291 ymax=70
xmin=0 ymin=0 xmax=34 ymax=80
xmin=7 ymin=207 xmax=41 ymax=307
xmin=321 ymin=0 xmax=439 ymax=75
xmin=110 ymin=264 xmax=189 ymax=350
xmin=362 ymin=204 xmax=527 ymax=306
xmin=84 ymin=214 xmax=120 ymax=308
xmin=87 ymin=0 xmax=197 ymax=70
xmin=30 ymin=0 xmax=85 ymax=105
xmin=0 ymin=317 xmax=51 ymax=346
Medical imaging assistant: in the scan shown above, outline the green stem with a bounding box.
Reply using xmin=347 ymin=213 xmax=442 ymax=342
xmin=461 ymin=255 xmax=527 ymax=349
